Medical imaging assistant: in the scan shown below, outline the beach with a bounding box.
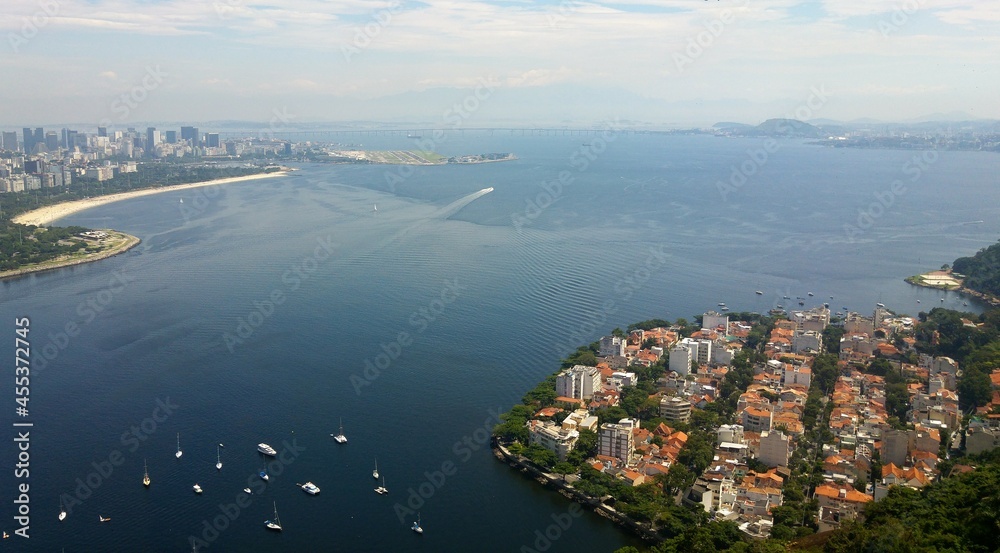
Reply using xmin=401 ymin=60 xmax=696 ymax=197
xmin=12 ymin=170 xmax=290 ymax=227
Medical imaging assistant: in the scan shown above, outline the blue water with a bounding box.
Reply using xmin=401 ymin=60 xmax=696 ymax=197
xmin=2 ymin=133 xmax=999 ymax=552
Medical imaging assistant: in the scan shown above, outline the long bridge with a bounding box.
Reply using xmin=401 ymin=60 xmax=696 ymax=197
xmin=216 ymin=127 xmax=691 ymax=140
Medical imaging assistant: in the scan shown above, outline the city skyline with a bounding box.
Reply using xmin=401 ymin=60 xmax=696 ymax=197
xmin=1 ymin=0 xmax=999 ymax=127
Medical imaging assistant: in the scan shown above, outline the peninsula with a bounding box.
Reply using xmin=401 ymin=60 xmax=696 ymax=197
xmin=905 ymin=240 xmax=1000 ymax=307
xmin=495 ymin=301 xmax=1000 ymax=552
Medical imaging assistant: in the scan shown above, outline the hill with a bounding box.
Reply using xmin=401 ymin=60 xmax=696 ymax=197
xmin=953 ymin=239 xmax=1000 ymax=298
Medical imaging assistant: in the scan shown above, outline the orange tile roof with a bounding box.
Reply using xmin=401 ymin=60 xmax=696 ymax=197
xmin=814 ymin=483 xmax=872 ymax=503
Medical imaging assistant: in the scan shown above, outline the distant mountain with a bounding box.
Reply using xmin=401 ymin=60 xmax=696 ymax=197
xmin=713 ymin=118 xmax=825 ymax=138
xmin=713 ymin=121 xmax=755 ymax=131
xmin=910 ymin=111 xmax=986 ymax=123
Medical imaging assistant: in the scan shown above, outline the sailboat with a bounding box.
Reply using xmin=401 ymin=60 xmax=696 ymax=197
xmin=143 ymin=459 xmax=150 ymax=487
xmin=411 ymin=512 xmax=423 ymax=534
xmin=99 ymin=515 xmax=111 ymax=522
xmin=175 ymin=433 xmax=183 ymax=458
xmin=373 ymin=203 xmax=378 ymax=213
xmin=375 ymin=475 xmax=388 ymax=495
xmin=265 ymin=502 xmax=282 ymax=531
xmin=58 ymin=499 xmax=67 ymax=521
xmin=373 ymin=457 xmax=379 ymax=480
xmin=332 ymin=418 xmax=347 ymax=443
xmin=216 ymin=444 xmax=223 ymax=470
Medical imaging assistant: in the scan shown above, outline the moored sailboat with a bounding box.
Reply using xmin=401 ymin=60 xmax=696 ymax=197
xmin=265 ymin=502 xmax=282 ymax=531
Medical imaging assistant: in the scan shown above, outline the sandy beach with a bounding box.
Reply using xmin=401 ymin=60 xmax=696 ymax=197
xmin=12 ymin=170 xmax=290 ymax=227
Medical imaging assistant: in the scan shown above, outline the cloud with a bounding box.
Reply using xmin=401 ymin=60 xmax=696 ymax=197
xmin=98 ymin=71 xmax=118 ymax=80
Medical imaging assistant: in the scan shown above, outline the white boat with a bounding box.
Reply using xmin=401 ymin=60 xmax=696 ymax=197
xmin=373 ymin=457 xmax=379 ymax=480
xmin=755 ymin=290 xmax=764 ymax=295
xmin=332 ymin=418 xmax=347 ymax=443
xmin=299 ymin=481 xmax=320 ymax=495
xmin=411 ymin=513 xmax=423 ymax=534
xmin=216 ymin=444 xmax=223 ymax=470
xmin=265 ymin=502 xmax=282 ymax=531
xmin=193 ymin=484 xmax=203 ymax=494
xmin=375 ymin=475 xmax=388 ymax=495
xmin=257 ymin=443 xmax=277 ymax=456
xmin=176 ymin=433 xmax=183 ymax=458
xmin=243 ymin=487 xmax=252 ymax=494
xmin=58 ymin=499 xmax=67 ymax=521
xmin=876 ymin=303 xmax=885 ymax=308
xmin=99 ymin=515 xmax=111 ymax=522
xmin=143 ymin=459 xmax=150 ymax=487
xmin=259 ymin=468 xmax=269 ymax=481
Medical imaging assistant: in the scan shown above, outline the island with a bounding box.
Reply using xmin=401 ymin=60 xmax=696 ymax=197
xmin=494 ymin=301 xmax=1000 ymax=552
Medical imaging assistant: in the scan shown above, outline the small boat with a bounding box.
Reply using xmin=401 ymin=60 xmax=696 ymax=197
xmin=176 ymin=433 xmax=183 ymax=459
xmin=243 ymin=487 xmax=252 ymax=494
xmin=941 ymin=298 xmax=945 ymax=302
xmin=373 ymin=457 xmax=379 ymax=480
xmin=375 ymin=476 xmax=388 ymax=495
xmin=718 ymin=302 xmax=726 ymax=306
xmin=720 ymin=306 xmax=729 ymax=311
xmin=2 ymin=531 xmax=7 ymax=538
xmin=179 ymin=198 xmax=184 ymax=204
xmin=257 ymin=443 xmax=277 ymax=456
xmin=332 ymin=418 xmax=347 ymax=443
xmin=143 ymin=459 xmax=150 ymax=487
xmin=216 ymin=444 xmax=223 ymax=470
xmin=917 ymin=300 xmax=921 ymax=303
xmin=783 ymin=295 xmax=790 ymax=299
xmin=259 ymin=468 xmax=269 ymax=481
xmin=265 ymin=502 xmax=282 ymax=531
xmin=99 ymin=516 xmax=111 ymax=522
xmin=299 ymin=481 xmax=320 ymax=495
xmin=411 ymin=513 xmax=423 ymax=534
xmin=373 ymin=204 xmax=378 ymax=213
xmin=798 ymin=301 xmax=805 ymax=306
xmin=807 ymin=292 xmax=814 ymax=297
xmin=876 ymin=303 xmax=885 ymax=308
xmin=193 ymin=484 xmax=203 ymax=494
xmin=59 ymin=500 xmax=67 ymax=521
xmin=755 ymin=290 xmax=763 ymax=295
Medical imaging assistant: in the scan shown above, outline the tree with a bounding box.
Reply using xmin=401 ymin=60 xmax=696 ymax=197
xmin=553 ymin=461 xmax=576 ymax=481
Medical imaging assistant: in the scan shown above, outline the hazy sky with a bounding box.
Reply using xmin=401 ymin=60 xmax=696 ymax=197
xmin=2 ymin=0 xmax=998 ymax=127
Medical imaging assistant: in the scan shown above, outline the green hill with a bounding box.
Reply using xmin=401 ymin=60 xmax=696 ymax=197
xmin=953 ymin=239 xmax=1000 ymax=298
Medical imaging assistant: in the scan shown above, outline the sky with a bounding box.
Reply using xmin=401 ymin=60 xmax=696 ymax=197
xmin=1 ymin=0 xmax=998 ymax=128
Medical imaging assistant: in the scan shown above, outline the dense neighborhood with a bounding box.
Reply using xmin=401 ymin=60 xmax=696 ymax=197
xmin=494 ymin=304 xmax=1000 ymax=551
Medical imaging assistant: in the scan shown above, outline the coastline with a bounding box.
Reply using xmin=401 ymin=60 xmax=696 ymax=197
xmin=12 ymin=170 xmax=291 ymax=227
xmin=905 ymin=269 xmax=1000 ymax=307
xmin=0 ymin=230 xmax=141 ymax=281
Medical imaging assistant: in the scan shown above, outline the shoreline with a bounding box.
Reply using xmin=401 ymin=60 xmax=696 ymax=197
xmin=904 ymin=269 xmax=1000 ymax=307
xmin=12 ymin=170 xmax=291 ymax=227
xmin=0 ymin=230 xmax=141 ymax=281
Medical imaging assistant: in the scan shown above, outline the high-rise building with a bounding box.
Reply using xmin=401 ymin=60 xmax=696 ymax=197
xmin=1 ymin=132 xmax=17 ymax=151
xmin=22 ymin=128 xmax=33 ymax=152
xmin=164 ymin=130 xmax=177 ymax=144
xmin=97 ymin=126 xmax=108 ymax=137
xmin=66 ymin=130 xmax=78 ymax=151
xmin=45 ymin=131 xmax=59 ymax=152
xmin=181 ymin=126 xmax=199 ymax=146
xmin=205 ymin=133 xmax=220 ymax=148
xmin=33 ymin=128 xmax=44 ymax=152
xmin=598 ymin=418 xmax=637 ymax=463
xmin=146 ymin=127 xmax=159 ymax=156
